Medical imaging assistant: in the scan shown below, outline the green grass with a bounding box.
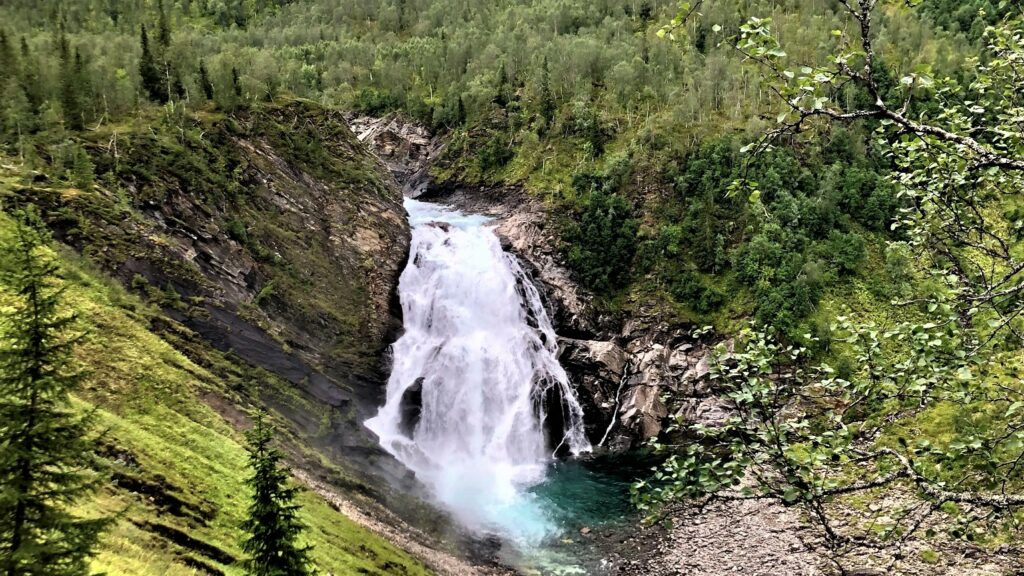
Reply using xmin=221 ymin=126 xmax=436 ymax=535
xmin=0 ymin=196 xmax=432 ymax=575
xmin=919 ymin=548 xmax=941 ymax=564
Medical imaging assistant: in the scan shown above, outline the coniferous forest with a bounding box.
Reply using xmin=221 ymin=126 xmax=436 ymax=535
xmin=1 ymin=0 xmax=1024 ymax=575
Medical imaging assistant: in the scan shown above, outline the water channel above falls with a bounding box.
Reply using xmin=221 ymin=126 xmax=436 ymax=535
xmin=365 ymin=199 xmax=639 ymax=573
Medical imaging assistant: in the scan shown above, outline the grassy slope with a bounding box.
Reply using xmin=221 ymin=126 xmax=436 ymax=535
xmin=0 ymin=192 xmax=431 ymax=575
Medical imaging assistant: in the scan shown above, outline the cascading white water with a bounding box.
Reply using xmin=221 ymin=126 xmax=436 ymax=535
xmin=365 ymin=198 xmax=590 ymax=545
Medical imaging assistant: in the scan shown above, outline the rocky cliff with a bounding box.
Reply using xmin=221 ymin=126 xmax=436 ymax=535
xmin=349 ymin=114 xmax=446 ymax=199
xmin=414 ymin=182 xmax=722 ymax=452
xmin=6 ymin=101 xmax=455 ymax=517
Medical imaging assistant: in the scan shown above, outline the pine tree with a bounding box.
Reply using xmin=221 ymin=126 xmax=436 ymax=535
xmin=198 ymin=59 xmax=214 ymax=100
xmin=539 ymin=56 xmax=555 ymax=127
xmin=138 ymin=24 xmax=167 ymax=103
xmin=241 ymin=410 xmax=312 ymax=576
xmin=157 ymin=0 xmax=172 ymax=48
xmin=231 ymin=66 xmax=242 ymax=99
xmin=0 ymin=31 xmax=15 ymax=83
xmin=0 ymin=207 xmax=108 ymax=576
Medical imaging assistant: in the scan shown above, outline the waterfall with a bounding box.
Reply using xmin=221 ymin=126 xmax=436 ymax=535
xmin=365 ymin=198 xmax=590 ymax=545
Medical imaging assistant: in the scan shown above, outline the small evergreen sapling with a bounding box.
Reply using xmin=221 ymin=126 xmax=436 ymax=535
xmin=241 ymin=410 xmax=312 ymax=576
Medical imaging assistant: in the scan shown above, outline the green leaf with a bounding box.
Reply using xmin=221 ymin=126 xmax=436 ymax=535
xmin=782 ymin=487 xmax=799 ymax=503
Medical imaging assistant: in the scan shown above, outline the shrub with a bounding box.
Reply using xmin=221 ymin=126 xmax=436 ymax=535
xmin=476 ymin=133 xmax=514 ymax=172
xmin=885 ymin=241 xmax=914 ymax=290
xmin=353 ymin=87 xmax=401 ymax=116
xmin=564 ymin=100 xmax=614 ymax=155
xmin=564 ymin=188 xmax=639 ymax=293
xmin=823 ymin=230 xmax=866 ymax=275
xmin=666 ymin=269 xmax=724 ymax=314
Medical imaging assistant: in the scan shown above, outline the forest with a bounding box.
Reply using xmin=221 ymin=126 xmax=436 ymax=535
xmin=0 ymin=0 xmax=991 ymax=336
xmin=1 ymin=0 xmax=1024 ymax=574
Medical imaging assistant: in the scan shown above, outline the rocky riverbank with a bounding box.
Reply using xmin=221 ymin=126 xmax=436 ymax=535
xmin=348 ymin=114 xmax=1024 ymax=576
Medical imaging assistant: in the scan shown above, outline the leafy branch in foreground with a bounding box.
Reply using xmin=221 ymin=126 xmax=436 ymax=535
xmin=635 ymin=316 xmax=1024 ymax=569
xmin=729 ymin=1 xmax=1024 ymax=343
xmin=637 ymin=1 xmax=1024 ymax=571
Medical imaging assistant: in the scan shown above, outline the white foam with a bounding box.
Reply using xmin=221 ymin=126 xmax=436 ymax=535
xmin=365 ymin=198 xmax=590 ymax=545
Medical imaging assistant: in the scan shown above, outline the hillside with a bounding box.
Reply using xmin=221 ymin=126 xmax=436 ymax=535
xmin=0 ymin=100 xmax=464 ymax=575
xmin=1 ymin=0 xmax=1024 ymax=575
xmin=0 ymin=0 xmax=990 ymax=336
xmin=0 ymin=195 xmax=428 ymax=575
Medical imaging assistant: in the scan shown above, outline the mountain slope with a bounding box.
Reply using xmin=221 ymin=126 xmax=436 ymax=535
xmin=0 ymin=208 xmax=430 ymax=576
xmin=0 ymin=99 xmax=470 ymax=574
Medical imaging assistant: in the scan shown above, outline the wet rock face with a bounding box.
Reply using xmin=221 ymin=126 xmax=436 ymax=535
xmin=494 ymin=205 xmax=600 ymax=338
xmin=398 ymin=378 xmax=424 ymax=437
xmin=348 ymin=114 xmax=446 ymax=198
xmin=606 ymin=324 xmax=721 ymax=450
xmin=558 ymin=338 xmax=628 ymax=441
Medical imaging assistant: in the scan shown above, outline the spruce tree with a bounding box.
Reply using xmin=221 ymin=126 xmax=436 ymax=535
xmin=231 ymin=66 xmax=242 ymax=99
xmin=495 ymin=61 xmax=510 ymax=108
xmin=138 ymin=24 xmax=167 ymax=103
xmin=168 ymin=62 xmax=185 ymax=101
xmin=157 ymin=0 xmax=172 ymax=48
xmin=539 ymin=56 xmax=555 ymax=127
xmin=56 ymin=32 xmax=75 ymax=129
xmin=60 ymin=47 xmax=86 ymax=131
xmin=18 ymin=37 xmax=41 ymax=111
xmin=0 ymin=31 xmax=14 ymax=83
xmin=198 ymin=60 xmax=214 ymax=101
xmin=72 ymin=50 xmax=89 ymax=124
xmin=0 ymin=207 xmax=108 ymax=576
xmin=241 ymin=410 xmax=312 ymax=576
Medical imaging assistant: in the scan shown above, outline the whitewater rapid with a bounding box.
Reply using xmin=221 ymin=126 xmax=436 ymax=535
xmin=365 ymin=198 xmax=590 ymax=545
